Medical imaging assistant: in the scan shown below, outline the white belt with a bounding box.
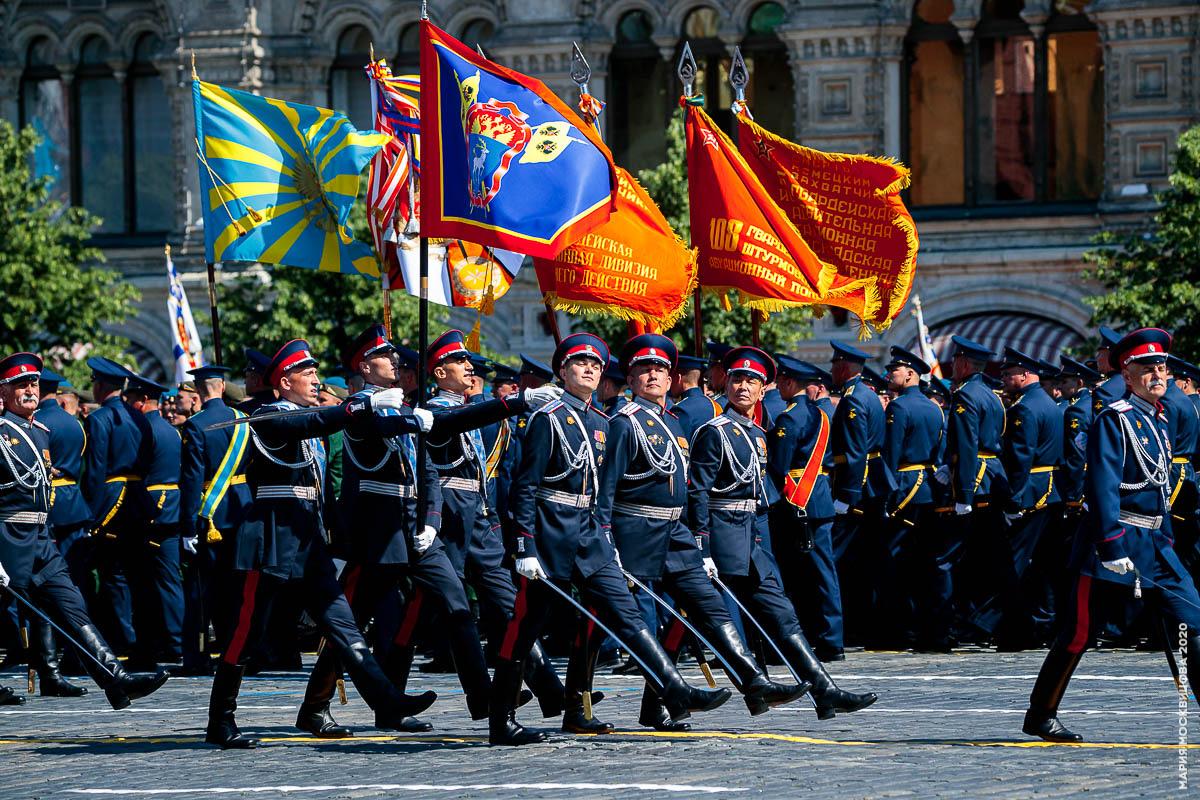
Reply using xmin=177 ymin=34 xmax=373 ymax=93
xmin=708 ymin=498 xmax=757 ymax=513
xmin=612 ymin=501 xmax=683 ymax=521
xmin=0 ymin=511 xmax=48 ymax=524
xmin=256 ymin=485 xmax=318 ymax=501
xmin=1118 ymin=511 xmax=1162 ymax=529
xmin=535 ymin=488 xmax=592 ymax=509
xmin=440 ymin=477 xmax=479 ymax=493
xmin=360 ymin=480 xmax=416 ymax=499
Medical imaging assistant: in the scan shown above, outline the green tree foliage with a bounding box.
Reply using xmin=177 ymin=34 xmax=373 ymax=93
xmin=1085 ymin=125 xmax=1200 ymax=361
xmin=568 ymin=114 xmax=813 ymax=355
xmin=0 ymin=122 xmax=140 ymax=385
xmin=217 ymin=200 xmax=447 ymax=375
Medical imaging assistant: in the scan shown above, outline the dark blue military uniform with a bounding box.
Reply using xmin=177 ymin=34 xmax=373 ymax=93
xmin=670 ymin=386 xmax=722 ymax=442
xmin=1025 ymin=329 xmax=1200 ymax=743
xmin=767 ymin=357 xmax=842 ymax=658
xmin=35 ymin=391 xmax=91 ymax=581
xmin=1162 ymin=376 xmax=1199 ymax=568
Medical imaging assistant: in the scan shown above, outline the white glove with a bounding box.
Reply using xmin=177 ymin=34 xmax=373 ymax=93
xmin=1102 ymin=557 xmax=1136 ymax=576
xmin=182 ymin=536 xmax=198 ymax=555
xmin=0 ymin=560 xmax=8 ymax=588
xmin=523 ymin=385 xmax=563 ymax=409
xmin=933 ymin=465 xmax=950 ymax=486
xmin=613 ymin=547 xmax=624 ymax=573
xmin=1003 ymin=511 xmax=1023 ymax=524
xmin=702 ymin=557 xmax=719 ymax=580
xmin=833 ymin=500 xmax=851 ymax=516
xmin=411 ymin=407 xmax=434 ymax=432
xmin=413 ymin=525 xmax=437 ymax=554
xmin=371 ymin=387 xmax=406 ymax=411
xmin=516 ymin=556 xmax=548 ymax=581
xmin=954 ymin=503 xmax=972 ymax=516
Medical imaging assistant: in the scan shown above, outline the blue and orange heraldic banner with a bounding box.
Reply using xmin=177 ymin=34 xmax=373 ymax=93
xmin=419 ymin=20 xmax=617 ymax=259
xmin=192 ymin=80 xmax=389 ymax=276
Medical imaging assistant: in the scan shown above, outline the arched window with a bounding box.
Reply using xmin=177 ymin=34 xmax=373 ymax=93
xmin=75 ymin=36 xmax=126 ymax=233
xmin=395 ymin=23 xmax=419 ymax=71
xmin=19 ymin=38 xmax=70 ymax=204
xmin=130 ymin=34 xmax=171 ymax=232
xmin=460 ymin=19 xmax=495 ymax=49
xmin=904 ymin=0 xmax=1102 ymax=209
xmin=610 ymin=9 xmax=670 ymax=172
xmin=330 ymin=25 xmax=373 ymax=129
xmin=741 ymin=2 xmax=793 ymax=139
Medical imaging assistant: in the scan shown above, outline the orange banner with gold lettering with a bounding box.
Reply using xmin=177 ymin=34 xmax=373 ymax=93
xmin=735 ymin=111 xmax=918 ymax=332
xmin=533 ymin=166 xmax=696 ymax=331
xmin=685 ymin=102 xmax=880 ymax=330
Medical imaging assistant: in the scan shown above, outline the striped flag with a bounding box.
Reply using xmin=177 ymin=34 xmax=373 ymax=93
xmin=166 ymin=246 xmax=206 ymax=382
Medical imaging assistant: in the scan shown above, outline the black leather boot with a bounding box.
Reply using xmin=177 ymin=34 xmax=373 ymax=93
xmin=295 ymin=702 xmax=352 ymax=738
xmin=295 ymin=641 xmax=350 ymax=737
xmin=526 ymin=641 xmax=565 ymax=718
xmin=625 ymin=627 xmax=730 ymax=723
xmin=338 ymin=641 xmax=436 ymax=730
xmin=445 ymin=611 xmax=492 ymax=721
xmin=562 ymin=621 xmax=612 ymax=733
xmin=74 ymin=624 xmax=168 ymax=710
xmin=782 ymin=631 xmax=877 ymax=720
xmin=489 ymin=658 xmax=549 ymax=746
xmin=707 ymin=622 xmax=809 ymax=715
xmin=378 ymin=644 xmax=433 ymax=732
xmin=33 ymin=622 xmax=86 ymax=697
xmin=205 ymin=662 xmax=257 ymax=749
xmin=1023 ymin=643 xmax=1086 ymax=742
xmin=0 ymin=686 xmax=24 ymax=705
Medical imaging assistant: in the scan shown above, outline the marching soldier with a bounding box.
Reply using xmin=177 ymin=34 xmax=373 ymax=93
xmin=204 ymin=339 xmax=437 ymax=749
xmin=877 ymin=347 xmax=946 ymax=651
xmin=694 ymin=346 xmax=876 ymax=719
xmin=81 ymin=357 xmax=153 ymax=655
xmin=597 ymin=334 xmax=806 ymax=729
xmin=0 ymin=352 xmax=168 ymax=709
xmin=768 ymin=356 xmax=844 ymax=661
xmin=297 ymin=325 xmax=541 ymax=737
xmin=177 ymin=365 xmax=251 ymax=676
xmin=828 ymin=341 xmax=893 ymax=644
xmin=1057 ymin=357 xmax=1101 ymax=517
xmin=237 ymin=348 xmax=275 ymax=414
xmin=976 ymin=348 xmax=1062 ymax=650
xmin=1024 ymin=328 xmax=1200 ymax=742
xmin=494 ymin=333 xmax=732 ymax=744
xmin=123 ymin=375 xmax=186 ymax=669
xmin=1091 ymin=326 xmax=1125 ymax=413
xmin=424 ymin=330 xmax=566 ymax=719
xmin=670 ymin=354 xmax=720 ymax=440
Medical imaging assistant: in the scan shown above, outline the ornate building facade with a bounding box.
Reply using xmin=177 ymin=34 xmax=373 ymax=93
xmin=1 ymin=0 xmax=1197 ymax=374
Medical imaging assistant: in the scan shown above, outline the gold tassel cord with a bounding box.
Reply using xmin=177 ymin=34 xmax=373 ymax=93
xmin=194 ymin=138 xmax=259 ymax=235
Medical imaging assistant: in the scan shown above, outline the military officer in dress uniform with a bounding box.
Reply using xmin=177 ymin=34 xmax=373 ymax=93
xmin=177 ymin=365 xmax=251 ymax=676
xmin=597 ymin=334 xmax=805 ymax=729
xmin=1163 ymin=354 xmax=1200 ymax=571
xmin=204 ymin=339 xmax=438 ymax=749
xmin=695 ymin=346 xmax=877 ymax=719
xmin=494 ymin=333 xmax=732 ymax=745
xmin=297 ymin=324 xmax=544 ymax=738
xmin=827 ymin=341 xmax=893 ymax=644
xmin=1024 ymin=328 xmax=1200 ymax=742
xmin=237 ymin=348 xmax=275 ymax=414
xmin=30 ymin=368 xmax=91 ymax=695
xmin=1091 ymin=326 xmax=1126 ymax=414
xmin=877 ymin=347 xmax=946 ymax=650
xmin=670 ymin=355 xmax=720 ymax=441
xmin=974 ymin=348 xmax=1062 ymax=649
xmin=424 ymin=331 xmax=567 ymax=718
xmin=768 ymin=356 xmax=844 ymax=661
xmin=1057 ymin=357 xmax=1101 ymax=518
xmin=937 ymin=336 xmax=1009 ymax=637
xmin=0 ymin=352 xmax=168 ymax=709
xmin=81 ymin=357 xmax=153 ymax=655
xmin=491 ymin=363 xmax=521 ymax=401
xmin=123 ymin=375 xmax=185 ymax=669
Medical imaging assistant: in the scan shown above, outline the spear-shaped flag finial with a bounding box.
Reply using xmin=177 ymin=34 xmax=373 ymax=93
xmin=729 ymin=46 xmax=748 ymax=104
xmin=677 ymin=41 xmax=697 ymax=98
xmin=570 ymin=41 xmax=591 ymax=94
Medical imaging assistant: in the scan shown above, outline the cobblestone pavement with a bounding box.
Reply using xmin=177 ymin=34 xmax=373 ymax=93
xmin=1 ymin=648 xmax=1195 ymax=799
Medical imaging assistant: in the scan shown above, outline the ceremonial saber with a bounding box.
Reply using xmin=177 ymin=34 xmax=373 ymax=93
xmin=205 ymin=406 xmax=326 ymax=430
xmin=1134 ymin=569 xmax=1195 ymax=696
xmin=2 ymin=585 xmax=117 ymax=680
xmin=711 ymin=575 xmax=804 ymax=687
xmin=622 ymin=569 xmax=738 ymax=679
xmin=538 ymin=578 xmax=665 ymax=690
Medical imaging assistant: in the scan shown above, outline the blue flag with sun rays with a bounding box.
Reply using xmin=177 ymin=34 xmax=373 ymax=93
xmin=192 ymin=80 xmax=390 ymax=276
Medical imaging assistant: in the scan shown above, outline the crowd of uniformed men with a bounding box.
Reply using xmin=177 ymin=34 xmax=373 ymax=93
xmin=1 ymin=321 xmax=1197 ymax=746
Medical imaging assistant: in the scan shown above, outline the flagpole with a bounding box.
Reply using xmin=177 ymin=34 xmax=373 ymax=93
xmin=678 ymin=42 xmax=704 ymax=357
xmin=417 ymin=1 xmax=430 ymax=399
xmin=205 ymin=259 xmax=224 ymax=366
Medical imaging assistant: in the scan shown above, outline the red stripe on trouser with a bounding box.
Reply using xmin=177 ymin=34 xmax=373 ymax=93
xmin=342 ymin=564 xmax=364 ymax=604
xmin=393 ymin=588 xmax=425 ymax=647
xmin=1067 ymin=574 xmax=1093 ymax=654
xmin=574 ymin=611 xmax=597 ymax=647
xmin=498 ymin=577 xmax=530 ymax=661
xmin=223 ymin=570 xmax=261 ymax=665
xmin=663 ymin=617 xmax=687 ymax=654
